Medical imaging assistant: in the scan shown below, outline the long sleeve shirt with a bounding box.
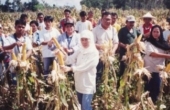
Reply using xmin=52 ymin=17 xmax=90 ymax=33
xmin=66 ymin=49 xmax=99 ymax=94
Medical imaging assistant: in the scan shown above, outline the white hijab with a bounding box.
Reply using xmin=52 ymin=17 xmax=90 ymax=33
xmin=79 ymin=30 xmax=97 ymax=54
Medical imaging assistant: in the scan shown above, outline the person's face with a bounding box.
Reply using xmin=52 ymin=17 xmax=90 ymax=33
xmin=81 ymin=16 xmax=87 ymax=21
xmin=88 ymin=12 xmax=93 ymax=18
xmin=102 ymin=15 xmax=112 ymax=28
xmin=38 ymin=15 xmax=44 ymax=22
xmin=15 ymin=24 xmax=25 ymax=35
xmin=23 ymin=17 xmax=28 ymax=23
xmin=81 ymin=38 xmax=89 ymax=48
xmin=112 ymin=15 xmax=117 ymax=24
xmin=64 ymin=12 xmax=70 ymax=19
xmin=45 ymin=21 xmax=52 ymax=28
xmin=65 ymin=24 xmax=74 ymax=34
xmin=143 ymin=18 xmax=152 ymax=24
xmin=152 ymin=27 xmax=160 ymax=40
xmin=126 ymin=21 xmax=135 ymax=28
xmin=30 ymin=23 xmax=38 ymax=32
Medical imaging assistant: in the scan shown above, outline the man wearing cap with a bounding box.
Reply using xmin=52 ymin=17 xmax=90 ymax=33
xmin=57 ymin=19 xmax=79 ymax=61
xmin=138 ymin=12 xmax=155 ymax=39
xmin=59 ymin=9 xmax=75 ymax=34
xmin=118 ymin=15 xmax=140 ymax=77
xmin=75 ymin=11 xmax=93 ymax=33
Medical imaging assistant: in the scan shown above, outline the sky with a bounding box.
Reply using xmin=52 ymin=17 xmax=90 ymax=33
xmin=1 ymin=0 xmax=82 ymax=10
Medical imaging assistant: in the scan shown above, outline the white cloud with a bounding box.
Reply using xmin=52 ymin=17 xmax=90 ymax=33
xmin=1 ymin=0 xmax=82 ymax=10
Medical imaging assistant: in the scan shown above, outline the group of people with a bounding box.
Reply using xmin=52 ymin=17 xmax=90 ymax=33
xmin=0 ymin=8 xmax=170 ymax=110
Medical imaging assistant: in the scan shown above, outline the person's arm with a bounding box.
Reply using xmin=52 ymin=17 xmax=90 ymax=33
xmin=112 ymin=43 xmax=118 ymax=54
xmin=119 ymin=42 xmax=127 ymax=49
xmin=2 ymin=41 xmax=23 ymax=50
xmin=150 ymin=52 xmax=170 ymax=59
xmin=71 ymin=52 xmax=99 ymax=73
xmin=75 ymin=22 xmax=79 ymax=33
xmin=3 ymin=43 xmax=16 ymax=50
xmin=26 ymin=50 xmax=32 ymax=59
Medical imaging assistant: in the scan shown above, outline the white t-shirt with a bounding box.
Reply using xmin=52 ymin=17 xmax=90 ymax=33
xmin=39 ymin=22 xmax=46 ymax=30
xmin=75 ymin=20 xmax=93 ymax=33
xmin=39 ymin=27 xmax=60 ymax=58
xmin=163 ymin=30 xmax=170 ymax=41
xmin=93 ymin=24 xmax=119 ymax=45
xmin=5 ymin=35 xmax=32 ymax=56
xmin=144 ymin=41 xmax=165 ymax=73
xmin=25 ymin=23 xmax=31 ymax=31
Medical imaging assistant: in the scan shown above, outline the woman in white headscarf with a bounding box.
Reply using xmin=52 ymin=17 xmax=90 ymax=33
xmin=61 ymin=30 xmax=99 ymax=110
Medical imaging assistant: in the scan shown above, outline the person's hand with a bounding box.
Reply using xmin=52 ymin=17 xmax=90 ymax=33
xmin=144 ymin=32 xmax=150 ymax=38
xmin=54 ymin=49 xmax=60 ymax=55
xmin=47 ymin=40 xmax=53 ymax=47
xmin=63 ymin=47 xmax=73 ymax=54
xmin=60 ymin=65 xmax=72 ymax=72
xmin=96 ymin=44 xmax=103 ymax=50
xmin=15 ymin=41 xmax=23 ymax=47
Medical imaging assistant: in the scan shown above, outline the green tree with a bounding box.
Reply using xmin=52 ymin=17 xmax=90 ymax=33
xmin=164 ymin=0 xmax=170 ymax=9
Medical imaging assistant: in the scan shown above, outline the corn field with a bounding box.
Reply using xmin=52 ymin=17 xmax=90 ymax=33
xmin=0 ymin=7 xmax=170 ymax=110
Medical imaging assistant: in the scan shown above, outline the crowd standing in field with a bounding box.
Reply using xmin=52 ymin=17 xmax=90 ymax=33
xmin=0 ymin=8 xmax=170 ymax=110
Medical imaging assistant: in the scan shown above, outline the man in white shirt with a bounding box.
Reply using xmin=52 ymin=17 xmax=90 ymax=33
xmin=39 ymin=16 xmax=60 ymax=78
xmin=75 ymin=11 xmax=93 ymax=33
xmin=37 ymin=13 xmax=45 ymax=30
xmin=93 ymin=11 xmax=118 ymax=81
xmin=3 ymin=19 xmax=33 ymax=85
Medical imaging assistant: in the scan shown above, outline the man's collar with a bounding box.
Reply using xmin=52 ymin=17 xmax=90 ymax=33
xmin=99 ymin=24 xmax=112 ymax=30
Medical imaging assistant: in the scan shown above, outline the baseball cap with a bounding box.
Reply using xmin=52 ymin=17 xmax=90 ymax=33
xmin=64 ymin=18 xmax=74 ymax=26
xmin=126 ymin=15 xmax=136 ymax=22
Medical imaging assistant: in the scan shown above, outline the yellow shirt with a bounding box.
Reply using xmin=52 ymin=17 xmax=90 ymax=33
xmin=113 ymin=23 xmax=121 ymax=32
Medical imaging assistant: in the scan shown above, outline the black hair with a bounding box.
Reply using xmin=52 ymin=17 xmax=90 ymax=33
xmin=20 ymin=14 xmax=28 ymax=20
xmin=146 ymin=25 xmax=170 ymax=50
xmin=44 ymin=16 xmax=54 ymax=22
xmin=101 ymin=9 xmax=106 ymax=12
xmin=102 ymin=11 xmax=111 ymax=18
xmin=64 ymin=9 xmax=71 ymax=13
xmin=30 ymin=20 xmax=38 ymax=27
xmin=111 ymin=12 xmax=118 ymax=17
xmin=79 ymin=11 xmax=87 ymax=17
xmin=15 ymin=19 xmax=26 ymax=26
xmin=37 ymin=12 xmax=44 ymax=17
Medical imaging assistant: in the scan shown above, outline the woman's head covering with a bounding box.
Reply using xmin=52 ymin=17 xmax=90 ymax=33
xmin=79 ymin=30 xmax=98 ymax=54
xmin=146 ymin=25 xmax=170 ymax=50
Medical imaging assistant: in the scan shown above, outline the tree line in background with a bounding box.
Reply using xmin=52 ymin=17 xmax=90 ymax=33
xmin=0 ymin=0 xmax=65 ymax=12
xmin=0 ymin=0 xmax=170 ymax=12
xmin=80 ymin=0 xmax=170 ymax=10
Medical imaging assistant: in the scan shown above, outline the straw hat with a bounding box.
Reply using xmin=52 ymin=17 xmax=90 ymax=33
xmin=142 ymin=12 xmax=155 ymax=19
